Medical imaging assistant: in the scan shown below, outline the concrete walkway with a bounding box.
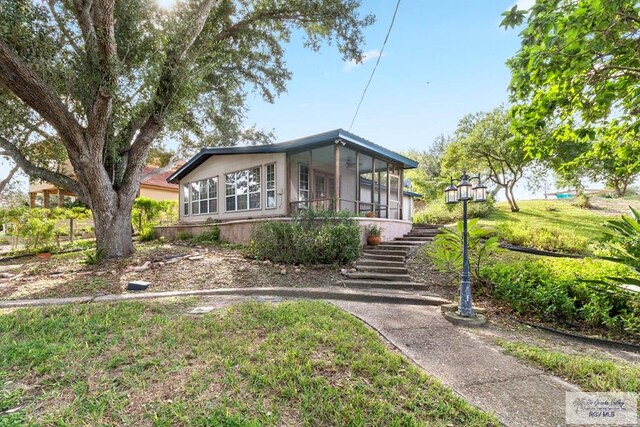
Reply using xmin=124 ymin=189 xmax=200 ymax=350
xmin=332 ymin=300 xmax=580 ymax=427
xmin=0 ymin=288 xmax=580 ymax=426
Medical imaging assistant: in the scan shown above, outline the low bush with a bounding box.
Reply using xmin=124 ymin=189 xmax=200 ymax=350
xmin=249 ymin=210 xmax=361 ymax=265
xmin=191 ymin=226 xmax=220 ymax=244
xmin=413 ymin=197 xmax=494 ymax=225
xmin=481 ymin=256 xmax=640 ymax=335
xmin=139 ymin=226 xmax=157 ymax=242
xmin=495 ymin=222 xmax=591 ymax=254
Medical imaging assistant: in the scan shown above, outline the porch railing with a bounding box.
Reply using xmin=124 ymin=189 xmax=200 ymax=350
xmin=289 ymin=198 xmax=391 ymax=218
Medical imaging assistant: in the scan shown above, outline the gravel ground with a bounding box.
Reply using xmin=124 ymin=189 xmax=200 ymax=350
xmin=0 ymin=242 xmax=345 ymax=300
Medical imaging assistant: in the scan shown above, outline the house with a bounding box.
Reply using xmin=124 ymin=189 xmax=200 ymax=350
xmin=28 ymin=165 xmax=180 ymax=208
xmin=164 ymin=129 xmax=420 ymax=244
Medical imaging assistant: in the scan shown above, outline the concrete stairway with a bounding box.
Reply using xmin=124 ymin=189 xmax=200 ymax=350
xmin=343 ymin=224 xmax=441 ymax=291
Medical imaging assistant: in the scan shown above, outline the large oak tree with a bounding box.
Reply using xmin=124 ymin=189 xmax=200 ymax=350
xmin=0 ymin=0 xmax=373 ymax=258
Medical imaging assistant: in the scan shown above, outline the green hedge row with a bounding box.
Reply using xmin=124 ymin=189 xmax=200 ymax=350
xmin=481 ymin=257 xmax=640 ymax=336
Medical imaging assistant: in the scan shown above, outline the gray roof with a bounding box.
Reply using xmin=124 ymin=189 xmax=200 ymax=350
xmin=167 ymin=129 xmax=418 ymax=183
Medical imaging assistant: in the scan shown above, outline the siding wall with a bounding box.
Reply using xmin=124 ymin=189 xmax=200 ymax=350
xmin=179 ymin=152 xmax=287 ymax=222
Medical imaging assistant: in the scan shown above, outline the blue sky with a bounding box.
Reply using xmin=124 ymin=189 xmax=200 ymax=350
xmin=2 ymin=0 xmax=544 ymax=198
xmin=245 ymin=0 xmax=529 ymax=152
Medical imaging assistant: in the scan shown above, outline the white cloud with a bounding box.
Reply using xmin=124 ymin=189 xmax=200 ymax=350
xmin=343 ymin=50 xmax=382 ymax=72
xmin=514 ymin=0 xmax=535 ymax=10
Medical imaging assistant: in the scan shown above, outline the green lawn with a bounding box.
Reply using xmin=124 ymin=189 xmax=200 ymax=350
xmin=499 ymin=340 xmax=640 ymax=393
xmin=0 ymin=300 xmax=497 ymax=426
xmin=477 ymin=199 xmax=627 ymax=254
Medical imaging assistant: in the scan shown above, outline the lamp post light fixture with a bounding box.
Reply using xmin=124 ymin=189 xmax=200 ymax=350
xmin=445 ymin=171 xmax=487 ymax=318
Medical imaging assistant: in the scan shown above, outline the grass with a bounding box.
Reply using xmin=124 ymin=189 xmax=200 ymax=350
xmin=477 ymin=199 xmax=622 ymax=254
xmin=0 ymin=300 xmax=498 ymax=426
xmin=499 ymin=340 xmax=640 ymax=392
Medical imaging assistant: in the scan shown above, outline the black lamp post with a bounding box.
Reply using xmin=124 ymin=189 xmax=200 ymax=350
xmin=445 ymin=172 xmax=487 ymax=317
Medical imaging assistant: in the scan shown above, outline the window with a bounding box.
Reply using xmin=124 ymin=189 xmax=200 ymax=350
xmin=266 ymin=164 xmax=276 ymax=209
xmin=299 ymin=164 xmax=309 ymax=202
xmin=226 ymin=167 xmax=261 ymax=211
xmin=190 ymin=177 xmax=217 ymax=215
xmin=182 ymin=184 xmax=189 ymax=216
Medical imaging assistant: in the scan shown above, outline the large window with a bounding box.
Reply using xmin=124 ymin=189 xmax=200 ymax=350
xmin=190 ymin=177 xmax=218 ymax=215
xmin=226 ymin=167 xmax=261 ymax=211
xmin=266 ymin=164 xmax=276 ymax=209
xmin=182 ymin=184 xmax=189 ymax=216
xmin=299 ymin=164 xmax=309 ymax=202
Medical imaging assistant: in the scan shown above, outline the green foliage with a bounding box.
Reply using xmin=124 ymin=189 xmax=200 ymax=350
xmin=503 ymin=0 xmax=640 ymax=184
xmin=499 ymin=340 xmax=640 ymax=393
xmin=365 ymin=223 xmax=382 ymax=236
xmin=138 ymin=226 xmax=157 ymax=242
xmin=402 ymin=134 xmax=450 ymax=200
xmin=191 ymin=226 xmax=220 ymax=244
xmin=249 ymin=210 xmax=361 ymax=265
xmin=428 ymin=219 xmax=499 ymax=281
xmin=82 ymin=248 xmax=106 ymax=266
xmin=413 ymin=197 xmax=494 ymax=225
xmin=175 ymin=231 xmax=192 ymax=241
xmin=572 ymin=192 xmax=592 ymax=209
xmin=442 ymin=106 xmax=530 ymax=212
xmin=132 ymin=197 xmax=178 ymax=231
xmin=481 ymin=256 xmax=640 ymax=335
xmin=495 ymin=222 xmax=590 ymax=254
xmin=604 ymin=206 xmax=640 ymax=270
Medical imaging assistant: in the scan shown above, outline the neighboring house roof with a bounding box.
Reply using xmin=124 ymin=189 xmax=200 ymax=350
xmin=142 ymin=167 xmax=179 ymax=191
xmin=168 ymin=129 xmax=419 ymax=184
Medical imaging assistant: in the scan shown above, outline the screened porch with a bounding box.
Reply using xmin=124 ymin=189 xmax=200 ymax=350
xmin=287 ymin=143 xmax=405 ymax=219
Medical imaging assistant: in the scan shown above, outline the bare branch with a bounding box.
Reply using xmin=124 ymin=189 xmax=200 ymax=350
xmin=141 ymin=153 xmax=182 ymax=180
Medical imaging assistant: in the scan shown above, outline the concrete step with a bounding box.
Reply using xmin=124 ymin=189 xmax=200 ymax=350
xmin=395 ymin=236 xmax=434 ymax=241
xmin=346 ymin=272 xmax=412 ymax=281
xmin=411 ymin=224 xmax=440 ymax=229
xmin=407 ymin=230 xmax=441 ymax=236
xmin=359 ymin=253 xmax=406 ymax=262
xmin=383 ymin=240 xmax=424 ymax=246
xmin=356 ymin=259 xmax=406 ymax=267
xmin=342 ymin=280 xmax=430 ymax=291
xmin=355 ymin=265 xmax=409 ymax=274
xmin=363 ymin=246 xmax=411 ymax=254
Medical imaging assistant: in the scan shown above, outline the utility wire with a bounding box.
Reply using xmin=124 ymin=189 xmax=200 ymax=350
xmin=348 ymin=0 xmax=402 ymax=131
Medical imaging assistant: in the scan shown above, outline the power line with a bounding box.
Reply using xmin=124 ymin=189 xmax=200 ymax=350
xmin=348 ymin=0 xmax=402 ymax=131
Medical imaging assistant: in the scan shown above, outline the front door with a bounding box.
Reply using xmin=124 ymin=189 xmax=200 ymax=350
xmin=313 ymin=171 xmax=335 ymax=209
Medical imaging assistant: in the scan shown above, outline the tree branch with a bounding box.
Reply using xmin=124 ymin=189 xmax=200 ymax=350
xmin=0 ymin=135 xmax=82 ymax=197
xmin=0 ymin=39 xmax=84 ymax=153
xmin=0 ymin=163 xmax=19 ymax=194
xmin=46 ymin=0 xmax=83 ymax=56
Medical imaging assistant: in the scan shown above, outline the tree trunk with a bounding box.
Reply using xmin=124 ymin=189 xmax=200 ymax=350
xmin=503 ymin=185 xmax=518 ymax=212
xmin=508 ymin=184 xmax=520 ymax=212
xmin=92 ymin=201 xmax=135 ymax=258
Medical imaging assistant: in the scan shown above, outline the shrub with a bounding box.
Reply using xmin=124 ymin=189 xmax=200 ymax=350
xmin=428 ymin=219 xmax=499 ymax=281
xmin=249 ymin=210 xmax=361 ymax=265
xmin=481 ymin=257 xmax=640 ymax=335
xmin=413 ymin=197 xmax=494 ymax=224
xmin=175 ymin=231 xmax=192 ymax=241
xmin=139 ymin=226 xmax=157 ymax=242
xmin=132 ymin=197 xmax=178 ymax=231
xmin=191 ymin=226 xmax=220 ymax=244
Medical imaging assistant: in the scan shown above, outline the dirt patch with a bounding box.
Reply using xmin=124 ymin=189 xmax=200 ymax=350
xmin=0 ymin=243 xmax=345 ymax=301
xmin=406 ymin=245 xmax=458 ymax=300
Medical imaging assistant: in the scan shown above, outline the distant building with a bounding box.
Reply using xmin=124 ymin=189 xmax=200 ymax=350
xmin=28 ymin=164 xmax=180 ymax=208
